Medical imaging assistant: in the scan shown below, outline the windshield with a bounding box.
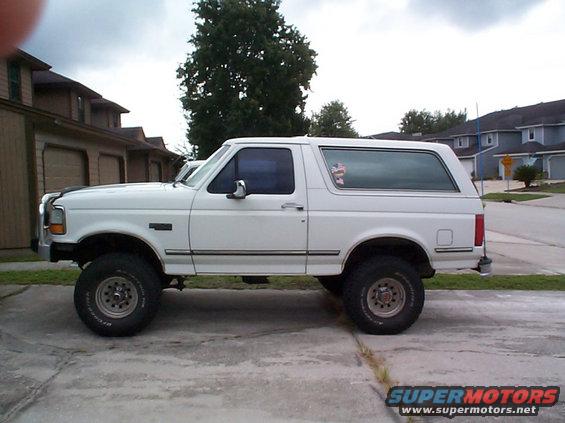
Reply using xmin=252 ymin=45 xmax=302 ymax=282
xmin=183 ymin=145 xmax=231 ymax=187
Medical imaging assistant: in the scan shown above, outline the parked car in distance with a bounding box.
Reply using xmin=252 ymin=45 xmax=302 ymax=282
xmin=174 ymin=159 xmax=204 ymax=181
xmin=33 ymin=137 xmax=491 ymax=336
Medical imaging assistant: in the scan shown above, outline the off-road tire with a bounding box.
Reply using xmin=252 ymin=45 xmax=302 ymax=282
xmin=316 ymin=276 xmax=344 ymax=296
xmin=74 ymin=253 xmax=161 ymax=336
xmin=342 ymin=256 xmax=424 ymax=334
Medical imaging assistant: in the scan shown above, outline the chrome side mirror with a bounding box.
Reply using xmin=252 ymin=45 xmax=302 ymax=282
xmin=227 ymin=180 xmax=247 ymax=199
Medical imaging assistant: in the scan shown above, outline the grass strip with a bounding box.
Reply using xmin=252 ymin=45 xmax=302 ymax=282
xmin=481 ymin=193 xmax=549 ymax=202
xmin=0 ymin=271 xmax=563 ymax=290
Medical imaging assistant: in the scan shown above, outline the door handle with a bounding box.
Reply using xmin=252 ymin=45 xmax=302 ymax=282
xmin=281 ymin=202 xmax=304 ymax=210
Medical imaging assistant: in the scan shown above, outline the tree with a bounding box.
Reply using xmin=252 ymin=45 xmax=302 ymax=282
xmin=514 ymin=165 xmax=538 ymax=188
xmin=178 ymin=0 xmax=317 ymax=159
xmin=309 ymin=100 xmax=358 ymax=138
xmin=399 ymin=108 xmax=466 ymax=135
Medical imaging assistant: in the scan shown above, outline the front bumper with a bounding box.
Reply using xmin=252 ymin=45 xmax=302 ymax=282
xmin=33 ymin=193 xmax=59 ymax=261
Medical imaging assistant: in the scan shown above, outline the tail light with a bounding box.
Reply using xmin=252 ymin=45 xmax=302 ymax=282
xmin=475 ymin=214 xmax=484 ymax=246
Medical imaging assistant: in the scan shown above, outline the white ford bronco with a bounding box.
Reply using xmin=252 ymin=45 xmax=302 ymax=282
xmin=33 ymin=137 xmax=491 ymax=336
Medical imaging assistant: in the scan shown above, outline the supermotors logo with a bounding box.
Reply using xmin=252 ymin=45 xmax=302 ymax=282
xmin=386 ymin=386 xmax=560 ymax=418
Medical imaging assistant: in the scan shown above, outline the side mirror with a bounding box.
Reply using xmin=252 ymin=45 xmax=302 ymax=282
xmin=226 ymin=180 xmax=247 ymax=199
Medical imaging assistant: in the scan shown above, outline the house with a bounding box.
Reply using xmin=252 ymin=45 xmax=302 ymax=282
xmin=108 ymin=127 xmax=179 ymax=182
xmin=0 ymin=49 xmax=179 ymax=250
xmin=368 ymin=99 xmax=565 ymax=180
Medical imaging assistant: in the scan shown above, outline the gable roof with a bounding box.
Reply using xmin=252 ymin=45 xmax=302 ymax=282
xmin=146 ymin=136 xmax=167 ymax=149
xmin=91 ymin=98 xmax=129 ymax=113
xmin=423 ymin=99 xmax=565 ymax=140
xmin=9 ymin=49 xmax=51 ymax=71
xmin=33 ymin=70 xmax=102 ymax=99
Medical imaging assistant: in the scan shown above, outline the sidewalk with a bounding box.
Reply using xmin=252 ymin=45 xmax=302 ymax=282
xmin=0 ymin=260 xmax=75 ymax=272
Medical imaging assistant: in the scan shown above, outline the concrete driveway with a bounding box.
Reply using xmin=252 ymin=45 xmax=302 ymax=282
xmin=1 ymin=287 xmax=564 ymax=422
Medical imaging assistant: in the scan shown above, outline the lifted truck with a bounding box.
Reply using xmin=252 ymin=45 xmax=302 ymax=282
xmin=33 ymin=137 xmax=491 ymax=336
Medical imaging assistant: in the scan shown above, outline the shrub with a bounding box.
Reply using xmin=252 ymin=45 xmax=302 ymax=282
xmin=514 ymin=165 xmax=538 ymax=188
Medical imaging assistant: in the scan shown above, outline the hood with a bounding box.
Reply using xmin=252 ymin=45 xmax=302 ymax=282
xmin=54 ymin=182 xmax=195 ymax=210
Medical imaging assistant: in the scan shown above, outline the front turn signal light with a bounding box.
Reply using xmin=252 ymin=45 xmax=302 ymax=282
xmin=49 ymin=223 xmax=66 ymax=235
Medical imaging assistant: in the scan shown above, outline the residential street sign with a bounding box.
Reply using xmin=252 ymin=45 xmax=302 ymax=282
xmin=502 ymin=155 xmax=513 ymax=177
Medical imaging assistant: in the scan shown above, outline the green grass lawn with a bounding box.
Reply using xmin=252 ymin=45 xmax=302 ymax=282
xmin=536 ymin=182 xmax=565 ymax=194
xmin=0 ymin=270 xmax=563 ymax=290
xmin=481 ymin=193 xmax=549 ymax=202
xmin=0 ymin=253 xmax=44 ymax=263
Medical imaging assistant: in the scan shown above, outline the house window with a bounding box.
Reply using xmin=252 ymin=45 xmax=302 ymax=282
xmin=486 ymin=134 xmax=493 ymax=145
xmin=455 ymin=138 xmax=467 ymax=148
xmin=77 ymin=95 xmax=85 ymax=123
xmin=528 ymin=128 xmax=535 ymax=141
xmin=7 ymin=61 xmax=22 ymax=102
xmin=112 ymin=112 xmax=120 ymax=128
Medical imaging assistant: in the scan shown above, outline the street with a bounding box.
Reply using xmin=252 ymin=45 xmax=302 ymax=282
xmin=485 ymin=197 xmax=565 ymax=275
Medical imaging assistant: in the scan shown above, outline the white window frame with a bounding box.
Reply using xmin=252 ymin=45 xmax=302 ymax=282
xmin=486 ymin=134 xmax=493 ymax=145
xmin=528 ymin=128 xmax=535 ymax=141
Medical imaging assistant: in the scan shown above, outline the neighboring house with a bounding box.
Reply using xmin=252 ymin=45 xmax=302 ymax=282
xmin=108 ymin=127 xmax=179 ymax=182
xmin=368 ymin=99 xmax=565 ymax=179
xmin=0 ymin=49 xmax=179 ymax=250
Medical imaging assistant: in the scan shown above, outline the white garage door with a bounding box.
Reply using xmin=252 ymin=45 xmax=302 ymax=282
xmin=43 ymin=147 xmax=87 ymax=193
xmin=99 ymin=155 xmax=122 ymax=185
xmin=550 ymin=155 xmax=565 ymax=179
xmin=460 ymin=159 xmax=474 ymax=178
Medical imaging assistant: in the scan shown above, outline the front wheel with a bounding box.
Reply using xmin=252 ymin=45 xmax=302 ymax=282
xmin=74 ymin=253 xmax=161 ymax=336
xmin=342 ymin=256 xmax=424 ymax=334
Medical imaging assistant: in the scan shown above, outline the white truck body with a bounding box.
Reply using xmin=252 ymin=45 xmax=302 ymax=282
xmin=34 ymin=137 xmax=490 ymax=336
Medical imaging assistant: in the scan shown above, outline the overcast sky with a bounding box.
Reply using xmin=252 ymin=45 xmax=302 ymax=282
xmin=22 ymin=0 xmax=565 ymax=152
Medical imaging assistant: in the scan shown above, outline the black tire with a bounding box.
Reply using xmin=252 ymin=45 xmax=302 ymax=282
xmin=316 ymin=276 xmax=344 ymax=296
xmin=343 ymin=256 xmax=424 ymax=335
xmin=74 ymin=253 xmax=161 ymax=337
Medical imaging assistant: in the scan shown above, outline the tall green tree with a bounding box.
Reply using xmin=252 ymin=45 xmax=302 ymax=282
xmin=309 ymin=100 xmax=358 ymax=137
xmin=178 ymin=0 xmax=317 ymax=159
xmin=399 ymin=108 xmax=466 ymax=135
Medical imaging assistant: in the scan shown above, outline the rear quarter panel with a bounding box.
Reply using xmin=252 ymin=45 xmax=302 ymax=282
xmin=302 ymin=141 xmax=484 ymax=274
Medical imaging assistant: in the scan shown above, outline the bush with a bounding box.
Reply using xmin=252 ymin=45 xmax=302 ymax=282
xmin=514 ymin=165 xmax=538 ymax=188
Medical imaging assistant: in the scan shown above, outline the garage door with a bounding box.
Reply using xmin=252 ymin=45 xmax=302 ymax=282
xmin=149 ymin=161 xmax=162 ymax=182
xmin=99 ymin=154 xmax=122 ymax=185
xmin=550 ymin=155 xmax=565 ymax=179
xmin=43 ymin=147 xmax=87 ymax=192
xmin=460 ymin=159 xmax=474 ymax=178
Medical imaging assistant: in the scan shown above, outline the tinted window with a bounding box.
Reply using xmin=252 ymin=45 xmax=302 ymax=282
xmin=321 ymin=148 xmax=457 ymax=191
xmin=208 ymin=148 xmax=294 ymax=195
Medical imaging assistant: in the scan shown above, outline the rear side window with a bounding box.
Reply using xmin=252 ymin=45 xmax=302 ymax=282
xmin=208 ymin=148 xmax=295 ymax=195
xmin=321 ymin=148 xmax=457 ymax=191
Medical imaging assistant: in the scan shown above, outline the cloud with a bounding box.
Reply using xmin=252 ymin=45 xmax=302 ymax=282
xmin=409 ymin=0 xmax=546 ymax=31
xmin=22 ymin=0 xmax=181 ymax=73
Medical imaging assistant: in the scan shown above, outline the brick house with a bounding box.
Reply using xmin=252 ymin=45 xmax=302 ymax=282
xmin=0 ymin=49 xmax=179 ymax=250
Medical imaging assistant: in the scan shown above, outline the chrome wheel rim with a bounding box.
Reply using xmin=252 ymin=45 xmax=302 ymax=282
xmin=95 ymin=276 xmax=138 ymax=319
xmin=367 ymin=277 xmax=406 ymax=318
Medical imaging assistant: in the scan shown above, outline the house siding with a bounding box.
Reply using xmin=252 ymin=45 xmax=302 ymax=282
xmin=20 ymin=65 xmax=33 ymax=106
xmin=521 ymin=127 xmax=543 ymax=144
xmin=34 ymin=88 xmax=72 ymax=118
xmin=0 ymin=108 xmax=32 ymax=248
xmin=0 ymin=60 xmax=8 ymax=99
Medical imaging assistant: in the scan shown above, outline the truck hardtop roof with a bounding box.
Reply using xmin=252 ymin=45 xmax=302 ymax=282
xmin=223 ymin=136 xmax=452 ymax=153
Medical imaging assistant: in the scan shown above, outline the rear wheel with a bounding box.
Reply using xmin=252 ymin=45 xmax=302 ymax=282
xmin=74 ymin=253 xmax=161 ymax=336
xmin=342 ymin=256 xmax=424 ymax=334
xmin=316 ymin=276 xmax=344 ymax=296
